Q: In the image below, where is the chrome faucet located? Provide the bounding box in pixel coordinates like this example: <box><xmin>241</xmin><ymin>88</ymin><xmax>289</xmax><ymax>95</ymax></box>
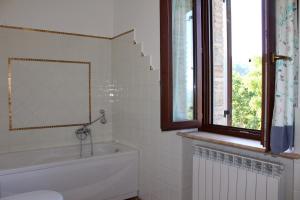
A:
<box><xmin>75</xmin><ymin>126</ymin><xmax>93</xmax><ymax>157</ymax></box>
<box><xmin>75</xmin><ymin>109</ymin><xmax>107</xmax><ymax>157</ymax></box>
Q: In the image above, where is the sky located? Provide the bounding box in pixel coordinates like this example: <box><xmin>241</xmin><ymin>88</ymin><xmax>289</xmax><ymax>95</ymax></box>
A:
<box><xmin>231</xmin><ymin>0</ymin><xmax>262</xmax><ymax>66</ymax></box>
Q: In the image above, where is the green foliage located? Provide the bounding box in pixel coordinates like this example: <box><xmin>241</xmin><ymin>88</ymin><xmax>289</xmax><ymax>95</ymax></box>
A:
<box><xmin>232</xmin><ymin>57</ymin><xmax>262</xmax><ymax>130</ymax></box>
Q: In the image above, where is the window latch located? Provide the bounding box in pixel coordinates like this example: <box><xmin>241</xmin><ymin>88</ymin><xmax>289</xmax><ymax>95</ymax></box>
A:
<box><xmin>224</xmin><ymin>110</ymin><xmax>230</xmax><ymax>118</ymax></box>
<box><xmin>272</xmin><ymin>53</ymin><xmax>292</xmax><ymax>63</ymax></box>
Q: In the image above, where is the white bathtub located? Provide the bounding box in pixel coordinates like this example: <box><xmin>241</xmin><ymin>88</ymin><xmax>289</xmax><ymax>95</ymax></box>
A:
<box><xmin>0</xmin><ymin>142</ymin><xmax>139</xmax><ymax>200</ymax></box>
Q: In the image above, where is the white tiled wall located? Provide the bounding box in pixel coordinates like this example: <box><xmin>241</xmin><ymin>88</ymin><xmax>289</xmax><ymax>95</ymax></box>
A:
<box><xmin>293</xmin><ymin>7</ymin><xmax>300</xmax><ymax>200</ymax></box>
<box><xmin>294</xmin><ymin>110</ymin><xmax>300</xmax><ymax>198</ymax></box>
<box><xmin>111</xmin><ymin>32</ymin><xmax>190</xmax><ymax>200</ymax></box>
<box><xmin>0</xmin><ymin>0</ymin><xmax>115</xmax><ymax>37</ymax></box>
<box><xmin>295</xmin><ymin>159</ymin><xmax>300</xmax><ymax>199</ymax></box>
<box><xmin>0</xmin><ymin>28</ymin><xmax>113</xmax><ymax>154</ymax></box>
<box><xmin>0</xmin><ymin>0</ymin><xmax>299</xmax><ymax>199</ymax></box>
<box><xmin>109</xmin><ymin>30</ymin><xmax>296</xmax><ymax>199</ymax></box>
<box><xmin>113</xmin><ymin>0</ymin><xmax>160</xmax><ymax>70</ymax></box>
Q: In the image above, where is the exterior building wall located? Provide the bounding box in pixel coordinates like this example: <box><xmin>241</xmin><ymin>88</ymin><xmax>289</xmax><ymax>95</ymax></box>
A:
<box><xmin>212</xmin><ymin>0</ymin><xmax>227</xmax><ymax>125</ymax></box>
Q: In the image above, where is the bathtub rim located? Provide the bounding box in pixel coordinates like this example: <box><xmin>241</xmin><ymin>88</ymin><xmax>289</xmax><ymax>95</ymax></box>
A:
<box><xmin>0</xmin><ymin>141</ymin><xmax>138</xmax><ymax>176</ymax></box>
<box><xmin>0</xmin><ymin>140</ymin><xmax>133</xmax><ymax>157</ymax></box>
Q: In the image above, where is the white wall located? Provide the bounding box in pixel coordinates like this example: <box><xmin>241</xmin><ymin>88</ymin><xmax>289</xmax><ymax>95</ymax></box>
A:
<box><xmin>0</xmin><ymin>0</ymin><xmax>115</xmax><ymax>153</ymax></box>
<box><xmin>293</xmin><ymin>5</ymin><xmax>300</xmax><ymax>198</ymax></box>
<box><xmin>112</xmin><ymin>1</ymin><xmax>194</xmax><ymax>199</ymax></box>
<box><xmin>291</xmin><ymin>7</ymin><xmax>300</xmax><ymax>200</ymax></box>
<box><xmin>111</xmin><ymin>32</ymin><xmax>187</xmax><ymax>200</ymax></box>
<box><xmin>112</xmin><ymin>1</ymin><xmax>300</xmax><ymax>200</ymax></box>
<box><xmin>0</xmin><ymin>0</ymin><xmax>299</xmax><ymax>199</ymax></box>
<box><xmin>113</xmin><ymin>0</ymin><xmax>160</xmax><ymax>69</ymax></box>
<box><xmin>295</xmin><ymin>158</ymin><xmax>300</xmax><ymax>199</ymax></box>
<box><xmin>0</xmin><ymin>0</ymin><xmax>114</xmax><ymax>37</ymax></box>
<box><xmin>0</xmin><ymin>27</ymin><xmax>113</xmax><ymax>154</ymax></box>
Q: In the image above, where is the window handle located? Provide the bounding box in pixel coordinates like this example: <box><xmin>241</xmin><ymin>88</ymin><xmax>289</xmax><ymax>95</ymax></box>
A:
<box><xmin>224</xmin><ymin>110</ymin><xmax>230</xmax><ymax>118</ymax></box>
<box><xmin>272</xmin><ymin>53</ymin><xmax>292</xmax><ymax>63</ymax></box>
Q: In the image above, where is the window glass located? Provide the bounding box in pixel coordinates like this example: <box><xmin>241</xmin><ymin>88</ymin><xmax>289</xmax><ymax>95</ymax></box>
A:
<box><xmin>212</xmin><ymin>0</ymin><xmax>229</xmax><ymax>126</ymax></box>
<box><xmin>172</xmin><ymin>0</ymin><xmax>195</xmax><ymax>122</ymax></box>
<box><xmin>212</xmin><ymin>0</ymin><xmax>262</xmax><ymax>130</ymax></box>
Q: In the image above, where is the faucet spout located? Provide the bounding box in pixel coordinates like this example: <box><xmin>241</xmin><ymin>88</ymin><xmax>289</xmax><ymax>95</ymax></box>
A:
<box><xmin>75</xmin><ymin>109</ymin><xmax>106</xmax><ymax>158</ymax></box>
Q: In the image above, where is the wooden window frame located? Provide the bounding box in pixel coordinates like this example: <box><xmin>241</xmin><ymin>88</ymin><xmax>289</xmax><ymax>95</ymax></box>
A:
<box><xmin>225</xmin><ymin>0</ymin><xmax>232</xmax><ymax>126</ymax></box>
<box><xmin>160</xmin><ymin>0</ymin><xmax>202</xmax><ymax>131</ymax></box>
<box><xmin>160</xmin><ymin>0</ymin><xmax>275</xmax><ymax>148</ymax></box>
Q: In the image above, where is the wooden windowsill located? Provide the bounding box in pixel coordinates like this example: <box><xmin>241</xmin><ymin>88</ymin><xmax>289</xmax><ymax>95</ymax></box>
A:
<box><xmin>177</xmin><ymin>130</ymin><xmax>300</xmax><ymax>160</ymax></box>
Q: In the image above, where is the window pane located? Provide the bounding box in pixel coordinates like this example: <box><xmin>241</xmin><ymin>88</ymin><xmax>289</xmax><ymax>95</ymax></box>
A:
<box><xmin>172</xmin><ymin>0</ymin><xmax>194</xmax><ymax>121</ymax></box>
<box><xmin>231</xmin><ymin>0</ymin><xmax>262</xmax><ymax>130</ymax></box>
<box><xmin>212</xmin><ymin>0</ymin><xmax>262</xmax><ymax>130</ymax></box>
<box><xmin>212</xmin><ymin>0</ymin><xmax>228</xmax><ymax>126</ymax></box>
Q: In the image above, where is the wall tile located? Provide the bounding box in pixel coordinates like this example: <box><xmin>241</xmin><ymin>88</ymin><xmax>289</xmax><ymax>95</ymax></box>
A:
<box><xmin>111</xmin><ymin>32</ymin><xmax>185</xmax><ymax>200</ymax></box>
<box><xmin>294</xmin><ymin>191</ymin><xmax>300</xmax><ymax>200</ymax></box>
<box><xmin>0</xmin><ymin>27</ymin><xmax>113</xmax><ymax>154</ymax></box>
<box><xmin>295</xmin><ymin>163</ymin><xmax>300</xmax><ymax>192</ymax></box>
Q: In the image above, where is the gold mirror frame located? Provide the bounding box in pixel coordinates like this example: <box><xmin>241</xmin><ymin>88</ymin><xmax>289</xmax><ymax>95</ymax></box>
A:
<box><xmin>8</xmin><ymin>57</ymin><xmax>92</xmax><ymax>131</ymax></box>
<box><xmin>1</xmin><ymin>24</ymin><xmax>134</xmax><ymax>131</ymax></box>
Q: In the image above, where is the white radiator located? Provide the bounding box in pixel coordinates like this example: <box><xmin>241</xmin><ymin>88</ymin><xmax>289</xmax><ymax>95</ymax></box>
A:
<box><xmin>193</xmin><ymin>145</ymin><xmax>284</xmax><ymax>200</ymax></box>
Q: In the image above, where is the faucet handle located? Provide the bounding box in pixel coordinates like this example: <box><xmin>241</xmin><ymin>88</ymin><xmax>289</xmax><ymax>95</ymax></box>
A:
<box><xmin>75</xmin><ymin>127</ymin><xmax>90</xmax><ymax>141</ymax></box>
<box><xmin>99</xmin><ymin>109</ymin><xmax>107</xmax><ymax>124</ymax></box>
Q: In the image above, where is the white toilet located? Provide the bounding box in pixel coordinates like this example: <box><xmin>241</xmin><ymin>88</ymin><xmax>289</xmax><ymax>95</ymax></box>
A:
<box><xmin>0</xmin><ymin>190</ymin><xmax>63</xmax><ymax>200</ymax></box>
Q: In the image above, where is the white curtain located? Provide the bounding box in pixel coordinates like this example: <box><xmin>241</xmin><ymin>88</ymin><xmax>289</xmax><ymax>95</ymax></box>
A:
<box><xmin>172</xmin><ymin>0</ymin><xmax>194</xmax><ymax>121</ymax></box>
<box><xmin>271</xmin><ymin>0</ymin><xmax>299</xmax><ymax>153</ymax></box>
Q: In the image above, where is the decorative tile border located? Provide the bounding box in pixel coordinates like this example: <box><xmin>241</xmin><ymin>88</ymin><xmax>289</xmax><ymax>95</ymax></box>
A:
<box><xmin>0</xmin><ymin>25</ymin><xmax>134</xmax><ymax>40</ymax></box>
<box><xmin>8</xmin><ymin>58</ymin><xmax>92</xmax><ymax>131</ymax></box>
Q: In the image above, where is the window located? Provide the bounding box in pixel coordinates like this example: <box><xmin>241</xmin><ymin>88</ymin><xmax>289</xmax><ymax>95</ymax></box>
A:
<box><xmin>212</xmin><ymin>0</ymin><xmax>263</xmax><ymax>130</ymax></box>
<box><xmin>161</xmin><ymin>0</ymin><xmax>276</xmax><ymax>147</ymax></box>
<box><xmin>172</xmin><ymin>1</ymin><xmax>195</xmax><ymax>122</ymax></box>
